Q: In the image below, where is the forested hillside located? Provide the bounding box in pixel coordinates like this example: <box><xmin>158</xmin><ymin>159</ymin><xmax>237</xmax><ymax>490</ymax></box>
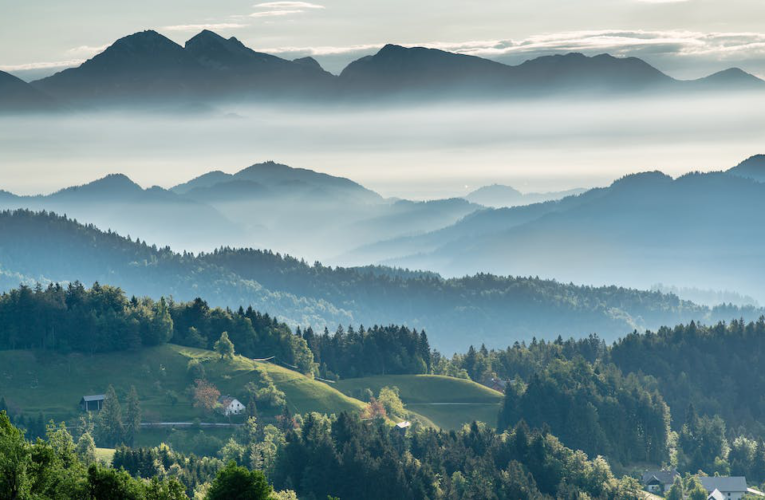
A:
<box><xmin>2</xmin><ymin>209</ymin><xmax>762</xmax><ymax>351</ymax></box>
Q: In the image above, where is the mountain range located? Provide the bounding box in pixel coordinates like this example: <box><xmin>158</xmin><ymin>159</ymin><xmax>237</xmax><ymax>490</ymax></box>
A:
<box><xmin>349</xmin><ymin>154</ymin><xmax>765</xmax><ymax>302</ymax></box>
<box><xmin>1</xmin><ymin>29</ymin><xmax>763</xmax><ymax>112</ymax></box>
<box><xmin>0</xmin><ymin>161</ymin><xmax>493</xmax><ymax>257</ymax></box>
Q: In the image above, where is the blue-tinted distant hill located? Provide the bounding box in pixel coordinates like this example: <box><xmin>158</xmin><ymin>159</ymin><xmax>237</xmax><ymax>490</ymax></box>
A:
<box><xmin>365</xmin><ymin>156</ymin><xmax>765</xmax><ymax>302</ymax></box>
<box><xmin>3</xmin><ymin>209</ymin><xmax>759</xmax><ymax>353</ymax></box>
<box><xmin>727</xmin><ymin>153</ymin><xmax>765</xmax><ymax>182</ymax></box>
<box><xmin>0</xmin><ymin>161</ymin><xmax>478</xmax><ymax>257</ymax></box>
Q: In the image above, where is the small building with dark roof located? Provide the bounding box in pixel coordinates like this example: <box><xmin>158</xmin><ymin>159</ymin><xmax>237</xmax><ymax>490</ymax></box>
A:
<box><xmin>641</xmin><ymin>468</ymin><xmax>679</xmax><ymax>494</ymax></box>
<box><xmin>80</xmin><ymin>394</ymin><xmax>106</xmax><ymax>412</ymax></box>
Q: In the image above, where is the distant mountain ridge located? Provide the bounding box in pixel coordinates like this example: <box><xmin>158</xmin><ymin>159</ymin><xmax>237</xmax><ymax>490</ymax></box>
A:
<box><xmin>464</xmin><ymin>184</ymin><xmax>587</xmax><ymax>207</ymax></box>
<box><xmin>0</xmin><ymin>29</ymin><xmax>759</xmax><ymax>111</ymax></box>
<box><xmin>727</xmin><ymin>154</ymin><xmax>765</xmax><ymax>182</ymax></box>
<box><xmin>353</xmin><ymin>155</ymin><xmax>765</xmax><ymax>302</ymax></box>
<box><xmin>0</xmin><ymin>161</ymin><xmax>480</xmax><ymax>258</ymax></box>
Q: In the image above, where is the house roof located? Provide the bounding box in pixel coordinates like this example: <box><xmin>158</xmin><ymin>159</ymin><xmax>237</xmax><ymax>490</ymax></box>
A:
<box><xmin>217</xmin><ymin>395</ymin><xmax>239</xmax><ymax>406</ymax></box>
<box><xmin>700</xmin><ymin>477</ymin><xmax>748</xmax><ymax>493</ymax></box>
<box><xmin>81</xmin><ymin>394</ymin><xmax>106</xmax><ymax>402</ymax></box>
<box><xmin>707</xmin><ymin>489</ymin><xmax>725</xmax><ymax>500</ymax></box>
<box><xmin>396</xmin><ymin>421</ymin><xmax>411</xmax><ymax>429</ymax></box>
<box><xmin>641</xmin><ymin>469</ymin><xmax>679</xmax><ymax>485</ymax></box>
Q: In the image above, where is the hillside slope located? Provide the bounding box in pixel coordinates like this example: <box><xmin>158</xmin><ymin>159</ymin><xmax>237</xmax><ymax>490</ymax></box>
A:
<box><xmin>0</xmin><ymin>344</ymin><xmax>364</xmax><ymax>422</ymax></box>
<box><xmin>334</xmin><ymin>374</ymin><xmax>503</xmax><ymax>430</ymax></box>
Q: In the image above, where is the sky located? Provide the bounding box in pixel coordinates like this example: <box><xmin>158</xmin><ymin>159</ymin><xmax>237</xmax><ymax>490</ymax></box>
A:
<box><xmin>2</xmin><ymin>0</ymin><xmax>765</xmax><ymax>79</ymax></box>
<box><xmin>0</xmin><ymin>0</ymin><xmax>764</xmax><ymax>201</ymax></box>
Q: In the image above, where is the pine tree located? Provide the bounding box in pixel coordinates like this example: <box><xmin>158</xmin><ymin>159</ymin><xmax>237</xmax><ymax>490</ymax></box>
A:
<box><xmin>124</xmin><ymin>386</ymin><xmax>141</xmax><ymax>447</ymax></box>
<box><xmin>96</xmin><ymin>385</ymin><xmax>124</xmax><ymax>447</ymax></box>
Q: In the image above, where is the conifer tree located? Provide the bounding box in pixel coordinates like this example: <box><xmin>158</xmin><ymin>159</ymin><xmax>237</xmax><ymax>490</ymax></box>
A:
<box><xmin>124</xmin><ymin>386</ymin><xmax>141</xmax><ymax>447</ymax></box>
<box><xmin>96</xmin><ymin>385</ymin><xmax>124</xmax><ymax>447</ymax></box>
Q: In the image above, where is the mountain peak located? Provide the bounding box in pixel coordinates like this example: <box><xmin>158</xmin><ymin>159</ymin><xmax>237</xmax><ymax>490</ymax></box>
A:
<box><xmin>51</xmin><ymin>173</ymin><xmax>143</xmax><ymax>199</ymax></box>
<box><xmin>111</xmin><ymin>30</ymin><xmax>180</xmax><ymax>52</ymax></box>
<box><xmin>728</xmin><ymin>154</ymin><xmax>765</xmax><ymax>182</ymax></box>
<box><xmin>293</xmin><ymin>56</ymin><xmax>325</xmax><ymax>71</ymax></box>
<box><xmin>696</xmin><ymin>67</ymin><xmax>765</xmax><ymax>88</ymax></box>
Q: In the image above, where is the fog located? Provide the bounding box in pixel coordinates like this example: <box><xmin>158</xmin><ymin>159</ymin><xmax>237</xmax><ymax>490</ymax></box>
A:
<box><xmin>1</xmin><ymin>93</ymin><xmax>763</xmax><ymax>200</ymax></box>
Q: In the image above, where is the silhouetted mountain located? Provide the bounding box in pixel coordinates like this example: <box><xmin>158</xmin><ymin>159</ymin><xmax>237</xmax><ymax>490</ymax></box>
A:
<box><xmin>34</xmin><ymin>30</ymin><xmax>207</xmax><ymax>100</ymax></box>
<box><xmin>17</xmin><ymin>31</ymin><xmax>765</xmax><ymax>108</ymax></box>
<box><xmin>692</xmin><ymin>68</ymin><xmax>765</xmax><ymax>90</ymax></box>
<box><xmin>513</xmin><ymin>52</ymin><xmax>674</xmax><ymax>91</ymax></box>
<box><xmin>293</xmin><ymin>57</ymin><xmax>326</xmax><ymax>72</ymax></box>
<box><xmin>465</xmin><ymin>184</ymin><xmax>586</xmax><ymax>207</ymax></box>
<box><xmin>339</xmin><ymin>44</ymin><xmax>515</xmax><ymax>95</ymax></box>
<box><xmin>0</xmin><ymin>70</ymin><xmax>58</xmax><ymax>112</ymax></box>
<box><xmin>184</xmin><ymin>30</ymin><xmax>334</xmax><ymax>94</ymax></box>
<box><xmin>5</xmin><ymin>209</ymin><xmax>757</xmax><ymax>352</ymax></box>
<box><xmin>728</xmin><ymin>154</ymin><xmax>765</xmax><ymax>182</ymax></box>
<box><xmin>372</xmin><ymin>158</ymin><xmax>765</xmax><ymax>301</ymax></box>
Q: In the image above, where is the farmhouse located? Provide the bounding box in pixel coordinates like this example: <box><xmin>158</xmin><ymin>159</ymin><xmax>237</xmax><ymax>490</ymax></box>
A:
<box><xmin>395</xmin><ymin>421</ymin><xmax>411</xmax><ymax>434</ymax></box>
<box><xmin>79</xmin><ymin>394</ymin><xmax>106</xmax><ymax>412</ymax></box>
<box><xmin>218</xmin><ymin>395</ymin><xmax>245</xmax><ymax>416</ymax></box>
<box><xmin>699</xmin><ymin>477</ymin><xmax>749</xmax><ymax>500</ymax></box>
<box><xmin>486</xmin><ymin>377</ymin><xmax>507</xmax><ymax>393</ymax></box>
<box><xmin>641</xmin><ymin>468</ymin><xmax>679</xmax><ymax>494</ymax></box>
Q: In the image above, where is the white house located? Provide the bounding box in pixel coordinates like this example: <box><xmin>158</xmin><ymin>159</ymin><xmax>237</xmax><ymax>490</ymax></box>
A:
<box><xmin>700</xmin><ymin>477</ymin><xmax>748</xmax><ymax>500</ymax></box>
<box><xmin>641</xmin><ymin>469</ymin><xmax>679</xmax><ymax>494</ymax></box>
<box><xmin>218</xmin><ymin>396</ymin><xmax>245</xmax><ymax>416</ymax></box>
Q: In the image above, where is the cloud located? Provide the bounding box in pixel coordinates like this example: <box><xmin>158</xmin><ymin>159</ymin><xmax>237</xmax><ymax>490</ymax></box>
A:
<box><xmin>258</xmin><ymin>30</ymin><xmax>765</xmax><ymax>62</ymax></box>
<box><xmin>66</xmin><ymin>45</ymin><xmax>109</xmax><ymax>57</ymax></box>
<box><xmin>634</xmin><ymin>0</ymin><xmax>690</xmax><ymax>3</ymax></box>
<box><xmin>163</xmin><ymin>23</ymin><xmax>248</xmax><ymax>32</ymax></box>
<box><xmin>0</xmin><ymin>60</ymin><xmax>83</xmax><ymax>72</ymax></box>
<box><xmin>254</xmin><ymin>1</ymin><xmax>324</xmax><ymax>9</ymax></box>
<box><xmin>250</xmin><ymin>10</ymin><xmax>305</xmax><ymax>18</ymax></box>
<box><xmin>261</xmin><ymin>43</ymin><xmax>382</xmax><ymax>56</ymax></box>
<box><xmin>248</xmin><ymin>1</ymin><xmax>324</xmax><ymax>19</ymax></box>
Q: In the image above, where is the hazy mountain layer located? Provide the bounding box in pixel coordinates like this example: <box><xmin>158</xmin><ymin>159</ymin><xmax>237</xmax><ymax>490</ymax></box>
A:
<box><xmin>0</xmin><ymin>161</ymin><xmax>480</xmax><ymax>258</ymax></box>
<box><xmin>464</xmin><ymin>184</ymin><xmax>587</xmax><ymax>208</ymax></box>
<box><xmin>3</xmin><ymin>209</ymin><xmax>760</xmax><ymax>353</ymax></box>
<box><xmin>364</xmin><ymin>155</ymin><xmax>765</xmax><ymax>301</ymax></box>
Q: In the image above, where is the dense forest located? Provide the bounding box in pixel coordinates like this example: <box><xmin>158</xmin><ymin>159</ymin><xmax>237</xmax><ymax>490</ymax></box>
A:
<box><xmin>3</xmin><ymin>209</ymin><xmax>763</xmax><ymax>351</ymax></box>
<box><xmin>0</xmin><ymin>283</ymin><xmax>317</xmax><ymax>374</ymax></box>
<box><xmin>437</xmin><ymin>318</ymin><xmax>765</xmax><ymax>477</ymax></box>
<box><xmin>299</xmin><ymin>324</ymin><xmax>432</xmax><ymax>379</ymax></box>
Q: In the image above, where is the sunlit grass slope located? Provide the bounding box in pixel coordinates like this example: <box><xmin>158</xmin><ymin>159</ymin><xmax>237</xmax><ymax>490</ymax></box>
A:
<box><xmin>0</xmin><ymin>344</ymin><xmax>364</xmax><ymax>423</ymax></box>
<box><xmin>333</xmin><ymin>374</ymin><xmax>503</xmax><ymax>430</ymax></box>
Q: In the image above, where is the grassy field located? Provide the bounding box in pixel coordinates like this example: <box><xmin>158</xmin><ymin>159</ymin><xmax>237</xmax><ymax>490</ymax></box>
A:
<box><xmin>333</xmin><ymin>374</ymin><xmax>503</xmax><ymax>430</ymax></box>
<box><xmin>95</xmin><ymin>447</ymin><xmax>116</xmax><ymax>465</ymax></box>
<box><xmin>0</xmin><ymin>344</ymin><xmax>364</xmax><ymax>443</ymax></box>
